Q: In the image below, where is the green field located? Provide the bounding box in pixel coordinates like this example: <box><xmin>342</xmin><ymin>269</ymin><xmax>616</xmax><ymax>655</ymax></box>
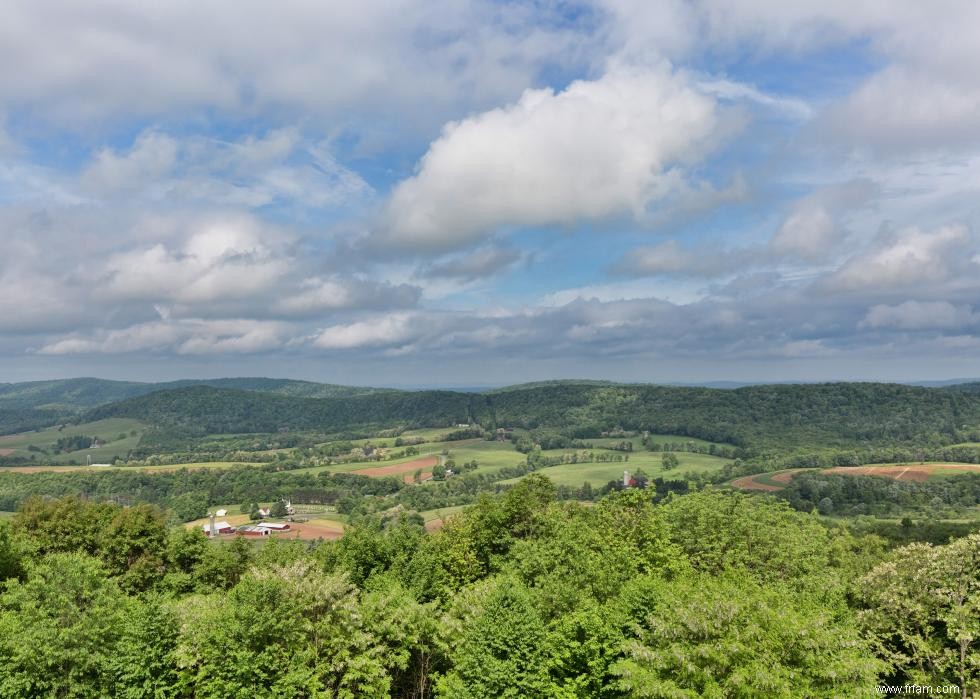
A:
<box><xmin>0</xmin><ymin>461</ymin><xmax>253</xmax><ymax>474</ymax></box>
<box><xmin>0</xmin><ymin>418</ymin><xmax>146</xmax><ymax>464</ymax></box>
<box><xmin>292</xmin><ymin>437</ymin><xmax>519</xmax><ymax>476</ymax></box>
<box><xmin>501</xmin><ymin>451</ymin><xmax>733</xmax><ymax>488</ymax></box>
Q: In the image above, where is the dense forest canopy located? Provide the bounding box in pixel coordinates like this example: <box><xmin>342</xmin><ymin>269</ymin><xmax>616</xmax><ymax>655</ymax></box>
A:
<box><xmin>0</xmin><ymin>484</ymin><xmax>976</xmax><ymax>697</ymax></box>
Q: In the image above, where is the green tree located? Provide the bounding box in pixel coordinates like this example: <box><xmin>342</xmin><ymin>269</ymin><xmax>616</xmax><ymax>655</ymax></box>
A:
<box><xmin>271</xmin><ymin>499</ymin><xmax>288</xmax><ymax>518</ymax></box>
<box><xmin>101</xmin><ymin>503</ymin><xmax>168</xmax><ymax>592</ymax></box>
<box><xmin>661</xmin><ymin>452</ymin><xmax>679</xmax><ymax>470</ymax></box>
<box><xmin>858</xmin><ymin>533</ymin><xmax>980</xmax><ymax>693</ymax></box>
<box><xmin>437</xmin><ymin>578</ymin><xmax>550</xmax><ymax>698</ymax></box>
<box><xmin>109</xmin><ymin>594</ymin><xmax>179</xmax><ymax>698</ymax></box>
<box><xmin>611</xmin><ymin>573</ymin><xmax>883</xmax><ymax>697</ymax></box>
<box><xmin>0</xmin><ymin>522</ymin><xmax>23</xmax><ymax>581</ymax></box>
<box><xmin>0</xmin><ymin>553</ymin><xmax>130</xmax><ymax>697</ymax></box>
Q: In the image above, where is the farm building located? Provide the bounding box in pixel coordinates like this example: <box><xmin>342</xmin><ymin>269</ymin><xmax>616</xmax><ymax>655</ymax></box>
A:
<box><xmin>257</xmin><ymin>521</ymin><xmax>290</xmax><ymax>532</ymax></box>
<box><xmin>215</xmin><ymin>508</ymin><xmax>228</xmax><ymax>517</ymax></box>
<box><xmin>202</xmin><ymin>521</ymin><xmax>234</xmax><ymax>535</ymax></box>
<box><xmin>236</xmin><ymin>525</ymin><xmax>270</xmax><ymax>537</ymax></box>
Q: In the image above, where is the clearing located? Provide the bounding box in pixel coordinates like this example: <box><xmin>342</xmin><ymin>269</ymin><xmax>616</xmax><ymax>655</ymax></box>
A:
<box><xmin>184</xmin><ymin>512</ymin><xmax>345</xmax><ymax>541</ymax></box>
<box><xmin>348</xmin><ymin>455</ymin><xmax>439</xmax><ymax>482</ymax></box>
<box><xmin>730</xmin><ymin>463</ymin><xmax>980</xmax><ymax>492</ymax></box>
<box><xmin>824</xmin><ymin>463</ymin><xmax>980</xmax><ymax>481</ymax></box>
<box><xmin>0</xmin><ymin>418</ymin><xmax>146</xmax><ymax>464</ymax></box>
<box><xmin>499</xmin><ymin>451</ymin><xmax>733</xmax><ymax>489</ymax></box>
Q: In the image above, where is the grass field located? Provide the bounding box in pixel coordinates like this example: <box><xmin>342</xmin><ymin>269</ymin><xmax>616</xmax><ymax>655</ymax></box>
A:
<box><xmin>0</xmin><ymin>460</ymin><xmax>251</xmax><ymax>474</ymax></box>
<box><xmin>0</xmin><ymin>418</ymin><xmax>146</xmax><ymax>464</ymax></box>
<box><xmin>0</xmin><ymin>511</ymin><xmax>13</xmax><ymax>520</ymax></box>
<box><xmin>293</xmin><ymin>438</ymin><xmax>524</xmax><ymax>477</ymax></box>
<box><xmin>500</xmin><ymin>451</ymin><xmax>733</xmax><ymax>488</ymax></box>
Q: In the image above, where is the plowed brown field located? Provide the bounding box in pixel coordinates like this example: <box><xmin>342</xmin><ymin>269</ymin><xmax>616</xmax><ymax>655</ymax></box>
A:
<box><xmin>349</xmin><ymin>456</ymin><xmax>439</xmax><ymax>483</ymax></box>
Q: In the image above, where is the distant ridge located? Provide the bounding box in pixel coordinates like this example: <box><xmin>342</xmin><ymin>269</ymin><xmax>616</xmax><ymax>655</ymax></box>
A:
<box><xmin>0</xmin><ymin>377</ymin><xmax>396</xmax><ymax>434</ymax></box>
<box><xmin>8</xmin><ymin>374</ymin><xmax>980</xmax><ymax>437</ymax></box>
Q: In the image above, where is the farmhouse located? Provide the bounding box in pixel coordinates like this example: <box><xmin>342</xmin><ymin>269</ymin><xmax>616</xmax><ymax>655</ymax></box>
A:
<box><xmin>215</xmin><ymin>508</ymin><xmax>228</xmax><ymax>517</ymax></box>
<box><xmin>202</xmin><ymin>521</ymin><xmax>234</xmax><ymax>535</ymax></box>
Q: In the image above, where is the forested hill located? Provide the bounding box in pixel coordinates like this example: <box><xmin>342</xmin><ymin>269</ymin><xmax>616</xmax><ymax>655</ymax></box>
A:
<box><xmin>83</xmin><ymin>381</ymin><xmax>980</xmax><ymax>452</ymax></box>
<box><xmin>0</xmin><ymin>377</ymin><xmax>397</xmax><ymax>434</ymax></box>
<box><xmin>84</xmin><ymin>385</ymin><xmax>490</xmax><ymax>435</ymax></box>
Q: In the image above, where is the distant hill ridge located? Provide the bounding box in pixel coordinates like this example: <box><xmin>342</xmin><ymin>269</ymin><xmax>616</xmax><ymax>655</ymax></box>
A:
<box><xmin>77</xmin><ymin>380</ymin><xmax>980</xmax><ymax>454</ymax></box>
<box><xmin>0</xmin><ymin>377</ymin><xmax>397</xmax><ymax>434</ymax></box>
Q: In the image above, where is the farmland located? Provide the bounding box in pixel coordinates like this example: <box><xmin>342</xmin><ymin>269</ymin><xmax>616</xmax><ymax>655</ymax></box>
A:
<box><xmin>501</xmin><ymin>450</ymin><xmax>732</xmax><ymax>488</ymax></box>
<box><xmin>731</xmin><ymin>463</ymin><xmax>980</xmax><ymax>492</ymax></box>
<box><xmin>0</xmin><ymin>418</ymin><xmax>145</xmax><ymax>464</ymax></box>
<box><xmin>184</xmin><ymin>511</ymin><xmax>346</xmax><ymax>541</ymax></box>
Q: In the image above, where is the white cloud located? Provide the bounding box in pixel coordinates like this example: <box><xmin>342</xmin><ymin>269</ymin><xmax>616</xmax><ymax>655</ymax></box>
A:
<box><xmin>771</xmin><ymin>206</ymin><xmax>836</xmax><ymax>260</ymax></box>
<box><xmin>313</xmin><ymin>313</ymin><xmax>418</xmax><ymax>350</ymax></box>
<box><xmin>828</xmin><ymin>224</ymin><xmax>974</xmax><ymax>291</ymax></box>
<box><xmin>77</xmin><ymin>128</ymin><xmax>372</xmax><ymax>210</ymax></box>
<box><xmin>81</xmin><ymin>131</ymin><xmax>178</xmax><ymax>193</ymax></box>
<box><xmin>423</xmin><ymin>246</ymin><xmax>523</xmax><ymax>280</ymax></box>
<box><xmin>381</xmin><ymin>65</ymin><xmax>722</xmax><ymax>250</ymax></box>
<box><xmin>0</xmin><ymin>0</ymin><xmax>590</xmax><ymax>130</ymax></box>
<box><xmin>611</xmin><ymin>240</ymin><xmax>756</xmax><ymax>278</ymax></box>
<box><xmin>699</xmin><ymin>78</ymin><xmax>813</xmax><ymax>120</ymax></box>
<box><xmin>860</xmin><ymin>301</ymin><xmax>977</xmax><ymax>331</ymax></box>
<box><xmin>100</xmin><ymin>217</ymin><xmax>288</xmax><ymax>304</ymax></box>
<box><xmin>823</xmin><ymin>66</ymin><xmax>980</xmax><ymax>153</ymax></box>
<box><xmin>276</xmin><ymin>278</ymin><xmax>420</xmax><ymax>316</ymax></box>
<box><xmin>37</xmin><ymin>319</ymin><xmax>286</xmax><ymax>355</ymax></box>
<box><xmin>770</xmin><ymin>180</ymin><xmax>878</xmax><ymax>262</ymax></box>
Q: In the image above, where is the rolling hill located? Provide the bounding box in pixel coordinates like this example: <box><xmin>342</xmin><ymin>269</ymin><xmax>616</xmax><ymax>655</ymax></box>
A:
<box><xmin>72</xmin><ymin>380</ymin><xmax>980</xmax><ymax>454</ymax></box>
<box><xmin>0</xmin><ymin>377</ymin><xmax>399</xmax><ymax>434</ymax></box>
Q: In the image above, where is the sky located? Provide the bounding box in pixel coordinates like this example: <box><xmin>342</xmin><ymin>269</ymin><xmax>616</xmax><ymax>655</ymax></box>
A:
<box><xmin>3</xmin><ymin>0</ymin><xmax>980</xmax><ymax>386</ymax></box>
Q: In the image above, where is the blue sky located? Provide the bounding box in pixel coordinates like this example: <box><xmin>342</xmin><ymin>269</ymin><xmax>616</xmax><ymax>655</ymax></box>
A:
<box><xmin>2</xmin><ymin>1</ymin><xmax>980</xmax><ymax>386</ymax></box>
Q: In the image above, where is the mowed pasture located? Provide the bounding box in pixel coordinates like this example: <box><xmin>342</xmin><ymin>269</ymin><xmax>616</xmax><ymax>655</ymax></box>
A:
<box><xmin>731</xmin><ymin>463</ymin><xmax>980</xmax><ymax>492</ymax></box>
<box><xmin>500</xmin><ymin>451</ymin><xmax>733</xmax><ymax>489</ymax></box>
<box><xmin>0</xmin><ymin>418</ymin><xmax>146</xmax><ymax>464</ymax></box>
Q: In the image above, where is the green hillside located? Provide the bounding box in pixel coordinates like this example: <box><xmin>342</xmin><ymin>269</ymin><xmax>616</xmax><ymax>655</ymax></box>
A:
<box><xmin>85</xmin><ymin>385</ymin><xmax>491</xmax><ymax>435</ymax></box>
<box><xmin>0</xmin><ymin>377</ymin><xmax>397</xmax><ymax>434</ymax></box>
<box><xmin>72</xmin><ymin>380</ymin><xmax>980</xmax><ymax>457</ymax></box>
